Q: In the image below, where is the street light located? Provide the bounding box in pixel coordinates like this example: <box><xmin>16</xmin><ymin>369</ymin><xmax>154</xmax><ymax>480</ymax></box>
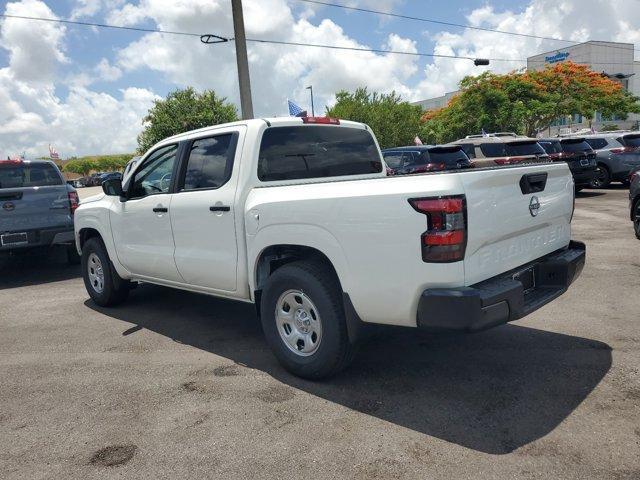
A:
<box><xmin>474</xmin><ymin>58</ymin><xmax>490</xmax><ymax>66</ymax></box>
<box><xmin>306</xmin><ymin>85</ymin><xmax>315</xmax><ymax>116</ymax></box>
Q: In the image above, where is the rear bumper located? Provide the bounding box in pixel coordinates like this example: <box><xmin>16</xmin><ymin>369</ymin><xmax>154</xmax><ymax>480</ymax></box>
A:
<box><xmin>417</xmin><ymin>241</ymin><xmax>586</xmax><ymax>332</ymax></box>
<box><xmin>0</xmin><ymin>227</ymin><xmax>74</xmax><ymax>251</ymax></box>
<box><xmin>571</xmin><ymin>169</ymin><xmax>597</xmax><ymax>186</ymax></box>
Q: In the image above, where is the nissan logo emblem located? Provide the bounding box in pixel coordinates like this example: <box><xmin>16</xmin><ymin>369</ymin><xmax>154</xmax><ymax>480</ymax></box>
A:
<box><xmin>529</xmin><ymin>196</ymin><xmax>540</xmax><ymax>217</ymax></box>
<box><xmin>2</xmin><ymin>202</ymin><xmax>15</xmax><ymax>212</ymax></box>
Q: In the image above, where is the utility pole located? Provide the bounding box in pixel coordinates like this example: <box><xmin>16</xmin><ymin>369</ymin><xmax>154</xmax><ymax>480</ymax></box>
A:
<box><xmin>231</xmin><ymin>0</ymin><xmax>254</xmax><ymax>119</ymax></box>
<box><xmin>306</xmin><ymin>85</ymin><xmax>315</xmax><ymax>116</ymax></box>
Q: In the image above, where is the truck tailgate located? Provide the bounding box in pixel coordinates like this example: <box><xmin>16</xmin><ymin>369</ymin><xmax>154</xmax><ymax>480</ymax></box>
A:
<box><xmin>460</xmin><ymin>163</ymin><xmax>573</xmax><ymax>286</ymax></box>
<box><xmin>0</xmin><ymin>186</ymin><xmax>72</xmax><ymax>231</ymax></box>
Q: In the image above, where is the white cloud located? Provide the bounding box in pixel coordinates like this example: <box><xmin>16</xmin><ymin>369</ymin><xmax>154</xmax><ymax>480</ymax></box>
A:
<box><xmin>411</xmin><ymin>0</ymin><xmax>640</xmax><ymax>101</ymax></box>
<box><xmin>95</xmin><ymin>58</ymin><xmax>122</xmax><ymax>81</ymax></box>
<box><xmin>0</xmin><ymin>0</ymin><xmax>158</xmax><ymax>157</ymax></box>
<box><xmin>2</xmin><ymin>0</ymin><xmax>640</xmax><ymax>157</ymax></box>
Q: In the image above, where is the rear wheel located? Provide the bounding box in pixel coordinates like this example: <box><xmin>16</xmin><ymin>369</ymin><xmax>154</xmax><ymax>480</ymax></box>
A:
<box><xmin>82</xmin><ymin>237</ymin><xmax>130</xmax><ymax>306</ymax></box>
<box><xmin>633</xmin><ymin>200</ymin><xmax>640</xmax><ymax>240</ymax></box>
<box><xmin>260</xmin><ymin>261</ymin><xmax>356</xmax><ymax>379</ymax></box>
<box><xmin>590</xmin><ymin>164</ymin><xmax>611</xmax><ymax>188</ymax></box>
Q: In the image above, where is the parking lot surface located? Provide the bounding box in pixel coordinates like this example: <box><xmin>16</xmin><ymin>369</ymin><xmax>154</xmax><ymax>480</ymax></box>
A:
<box><xmin>1</xmin><ymin>186</ymin><xmax>639</xmax><ymax>479</ymax></box>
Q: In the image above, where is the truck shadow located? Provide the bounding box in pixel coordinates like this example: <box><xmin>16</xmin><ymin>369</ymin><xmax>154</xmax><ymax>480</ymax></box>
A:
<box><xmin>0</xmin><ymin>248</ymin><xmax>80</xmax><ymax>289</ymax></box>
<box><xmin>87</xmin><ymin>284</ymin><xmax>612</xmax><ymax>455</ymax></box>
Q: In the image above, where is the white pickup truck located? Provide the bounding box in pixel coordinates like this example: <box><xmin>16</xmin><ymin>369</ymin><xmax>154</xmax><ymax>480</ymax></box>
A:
<box><xmin>75</xmin><ymin>116</ymin><xmax>585</xmax><ymax>378</ymax></box>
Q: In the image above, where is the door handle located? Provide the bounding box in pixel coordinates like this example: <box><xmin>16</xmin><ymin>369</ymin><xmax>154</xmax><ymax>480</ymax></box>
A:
<box><xmin>209</xmin><ymin>205</ymin><xmax>231</xmax><ymax>212</ymax></box>
<box><xmin>520</xmin><ymin>173</ymin><xmax>548</xmax><ymax>194</ymax></box>
<box><xmin>153</xmin><ymin>207</ymin><xmax>168</xmax><ymax>213</ymax></box>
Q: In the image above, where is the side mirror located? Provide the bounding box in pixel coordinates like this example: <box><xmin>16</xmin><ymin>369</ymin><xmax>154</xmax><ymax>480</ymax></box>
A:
<box><xmin>102</xmin><ymin>178</ymin><xmax>123</xmax><ymax>197</ymax></box>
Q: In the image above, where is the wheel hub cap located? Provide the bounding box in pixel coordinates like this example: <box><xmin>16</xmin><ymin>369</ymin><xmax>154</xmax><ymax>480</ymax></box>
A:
<box><xmin>87</xmin><ymin>253</ymin><xmax>105</xmax><ymax>294</ymax></box>
<box><xmin>275</xmin><ymin>290</ymin><xmax>322</xmax><ymax>357</ymax></box>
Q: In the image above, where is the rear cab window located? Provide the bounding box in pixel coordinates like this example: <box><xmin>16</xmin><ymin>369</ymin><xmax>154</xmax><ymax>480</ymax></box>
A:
<box><xmin>0</xmin><ymin>162</ymin><xmax>63</xmax><ymax>189</ymax></box>
<box><xmin>258</xmin><ymin>126</ymin><xmax>382</xmax><ymax>181</ymax></box>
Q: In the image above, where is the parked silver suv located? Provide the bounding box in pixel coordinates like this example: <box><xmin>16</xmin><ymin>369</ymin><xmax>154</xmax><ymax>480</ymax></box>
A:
<box><xmin>450</xmin><ymin>133</ymin><xmax>550</xmax><ymax>168</ymax></box>
<box><xmin>578</xmin><ymin>132</ymin><xmax>640</xmax><ymax>188</ymax></box>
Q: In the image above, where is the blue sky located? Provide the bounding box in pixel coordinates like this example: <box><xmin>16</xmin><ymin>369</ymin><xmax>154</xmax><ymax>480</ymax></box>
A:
<box><xmin>0</xmin><ymin>0</ymin><xmax>638</xmax><ymax>156</ymax></box>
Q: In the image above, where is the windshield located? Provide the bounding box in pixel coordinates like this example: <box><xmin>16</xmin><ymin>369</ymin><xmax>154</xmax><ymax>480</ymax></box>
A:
<box><xmin>0</xmin><ymin>162</ymin><xmax>63</xmax><ymax>189</ymax></box>
<box><xmin>561</xmin><ymin>139</ymin><xmax>593</xmax><ymax>153</ymax></box>
<box><xmin>258</xmin><ymin>126</ymin><xmax>382</xmax><ymax>181</ymax></box>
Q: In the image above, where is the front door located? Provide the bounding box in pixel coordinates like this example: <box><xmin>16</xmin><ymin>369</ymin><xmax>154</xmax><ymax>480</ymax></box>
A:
<box><xmin>110</xmin><ymin>143</ymin><xmax>182</xmax><ymax>282</ymax></box>
<box><xmin>170</xmin><ymin>130</ymin><xmax>242</xmax><ymax>291</ymax></box>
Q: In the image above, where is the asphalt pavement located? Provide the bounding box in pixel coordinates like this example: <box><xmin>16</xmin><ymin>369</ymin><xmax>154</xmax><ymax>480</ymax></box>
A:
<box><xmin>0</xmin><ymin>186</ymin><xmax>638</xmax><ymax>479</ymax></box>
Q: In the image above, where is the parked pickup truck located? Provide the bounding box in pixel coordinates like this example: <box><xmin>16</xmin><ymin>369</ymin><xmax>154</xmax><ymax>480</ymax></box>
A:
<box><xmin>1</xmin><ymin>159</ymin><xmax>80</xmax><ymax>263</ymax></box>
<box><xmin>74</xmin><ymin>117</ymin><xmax>585</xmax><ymax>378</ymax></box>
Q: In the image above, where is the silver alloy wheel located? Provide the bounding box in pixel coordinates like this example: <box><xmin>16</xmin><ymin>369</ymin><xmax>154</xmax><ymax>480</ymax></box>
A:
<box><xmin>87</xmin><ymin>252</ymin><xmax>105</xmax><ymax>294</ymax></box>
<box><xmin>275</xmin><ymin>290</ymin><xmax>322</xmax><ymax>356</ymax></box>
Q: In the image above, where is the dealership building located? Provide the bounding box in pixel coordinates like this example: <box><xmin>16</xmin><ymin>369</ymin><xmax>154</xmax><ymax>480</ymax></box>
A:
<box><xmin>414</xmin><ymin>40</ymin><xmax>640</xmax><ymax>135</ymax></box>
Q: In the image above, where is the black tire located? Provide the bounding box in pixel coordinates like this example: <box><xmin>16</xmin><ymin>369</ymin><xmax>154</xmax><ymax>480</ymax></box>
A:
<box><xmin>81</xmin><ymin>237</ymin><xmax>130</xmax><ymax>307</ymax></box>
<box><xmin>66</xmin><ymin>244</ymin><xmax>81</xmax><ymax>265</ymax></box>
<box><xmin>590</xmin><ymin>164</ymin><xmax>611</xmax><ymax>188</ymax></box>
<box><xmin>633</xmin><ymin>199</ymin><xmax>640</xmax><ymax>240</ymax></box>
<box><xmin>260</xmin><ymin>260</ymin><xmax>356</xmax><ymax>379</ymax></box>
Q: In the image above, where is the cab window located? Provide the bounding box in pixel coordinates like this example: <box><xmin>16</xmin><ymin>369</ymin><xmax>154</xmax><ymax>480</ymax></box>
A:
<box><xmin>179</xmin><ymin>134</ymin><xmax>237</xmax><ymax>191</ymax></box>
<box><xmin>129</xmin><ymin>144</ymin><xmax>178</xmax><ymax>199</ymax></box>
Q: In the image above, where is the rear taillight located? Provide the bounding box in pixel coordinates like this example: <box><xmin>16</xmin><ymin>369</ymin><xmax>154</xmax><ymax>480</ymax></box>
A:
<box><xmin>409</xmin><ymin>195</ymin><xmax>467</xmax><ymax>263</ymax></box>
<box><xmin>68</xmin><ymin>191</ymin><xmax>79</xmax><ymax>214</ymax></box>
<box><xmin>301</xmin><ymin>116</ymin><xmax>340</xmax><ymax>125</ymax></box>
<box><xmin>611</xmin><ymin>146</ymin><xmax>638</xmax><ymax>154</ymax></box>
<box><xmin>494</xmin><ymin>157</ymin><xmax>525</xmax><ymax>165</ymax></box>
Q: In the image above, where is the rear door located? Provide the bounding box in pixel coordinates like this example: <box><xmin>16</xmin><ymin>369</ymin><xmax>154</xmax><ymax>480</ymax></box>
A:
<box><xmin>460</xmin><ymin>163</ymin><xmax>573</xmax><ymax>286</ymax></box>
<box><xmin>170</xmin><ymin>128</ymin><xmax>242</xmax><ymax>291</ymax></box>
<box><xmin>0</xmin><ymin>161</ymin><xmax>70</xmax><ymax>233</ymax></box>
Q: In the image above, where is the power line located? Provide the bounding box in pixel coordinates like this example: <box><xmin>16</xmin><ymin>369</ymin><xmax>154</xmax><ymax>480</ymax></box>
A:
<box><xmin>294</xmin><ymin>0</ymin><xmax>580</xmax><ymax>45</ymax></box>
<box><xmin>0</xmin><ymin>13</ymin><xmax>219</xmax><ymax>38</ymax></box>
<box><xmin>0</xmin><ymin>13</ymin><xmax>525</xmax><ymax>63</ymax></box>
<box><xmin>294</xmin><ymin>0</ymin><xmax>640</xmax><ymax>56</ymax></box>
<box><xmin>2</xmin><ymin>12</ymin><xmax>636</xmax><ymax>67</ymax></box>
<box><xmin>244</xmin><ymin>37</ymin><xmax>523</xmax><ymax>62</ymax></box>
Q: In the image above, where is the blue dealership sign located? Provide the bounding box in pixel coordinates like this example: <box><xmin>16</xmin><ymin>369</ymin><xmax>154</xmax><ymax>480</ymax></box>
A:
<box><xmin>545</xmin><ymin>52</ymin><xmax>570</xmax><ymax>63</ymax></box>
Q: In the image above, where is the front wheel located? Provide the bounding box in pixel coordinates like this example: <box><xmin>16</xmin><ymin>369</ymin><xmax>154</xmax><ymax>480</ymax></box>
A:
<box><xmin>590</xmin><ymin>165</ymin><xmax>611</xmax><ymax>188</ymax></box>
<box><xmin>82</xmin><ymin>237</ymin><xmax>130</xmax><ymax>307</ymax></box>
<box><xmin>260</xmin><ymin>261</ymin><xmax>356</xmax><ymax>379</ymax></box>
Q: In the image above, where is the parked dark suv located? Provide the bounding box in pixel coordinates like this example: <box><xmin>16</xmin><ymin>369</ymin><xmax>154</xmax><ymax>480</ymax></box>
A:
<box><xmin>0</xmin><ymin>159</ymin><xmax>79</xmax><ymax>263</ymax></box>
<box><xmin>538</xmin><ymin>138</ymin><xmax>597</xmax><ymax>190</ymax></box>
<box><xmin>381</xmin><ymin>145</ymin><xmax>471</xmax><ymax>175</ymax></box>
<box><xmin>580</xmin><ymin>132</ymin><xmax>640</xmax><ymax>188</ymax></box>
<box><xmin>629</xmin><ymin>167</ymin><xmax>640</xmax><ymax>239</ymax></box>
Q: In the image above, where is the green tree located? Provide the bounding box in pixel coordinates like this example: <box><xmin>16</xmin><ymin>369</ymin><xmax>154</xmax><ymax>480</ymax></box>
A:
<box><xmin>326</xmin><ymin>88</ymin><xmax>423</xmax><ymax>149</ymax></box>
<box><xmin>63</xmin><ymin>158</ymin><xmax>96</xmax><ymax>176</ymax></box>
<box><xmin>420</xmin><ymin>62</ymin><xmax>640</xmax><ymax>143</ymax></box>
<box><xmin>137</xmin><ymin>87</ymin><xmax>238</xmax><ymax>153</ymax></box>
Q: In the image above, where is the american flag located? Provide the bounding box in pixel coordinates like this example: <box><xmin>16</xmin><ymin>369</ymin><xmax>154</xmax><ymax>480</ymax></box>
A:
<box><xmin>287</xmin><ymin>99</ymin><xmax>307</xmax><ymax>117</ymax></box>
<box><xmin>49</xmin><ymin>144</ymin><xmax>59</xmax><ymax>160</ymax></box>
